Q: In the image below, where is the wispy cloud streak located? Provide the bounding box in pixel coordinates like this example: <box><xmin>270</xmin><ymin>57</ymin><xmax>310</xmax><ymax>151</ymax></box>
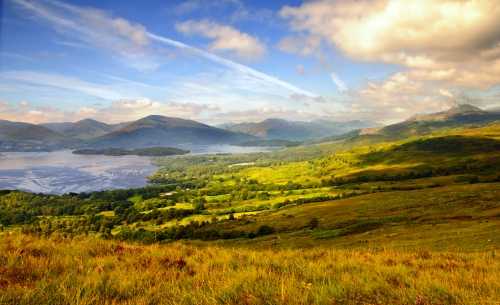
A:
<box><xmin>148</xmin><ymin>33</ymin><xmax>317</xmax><ymax>97</ymax></box>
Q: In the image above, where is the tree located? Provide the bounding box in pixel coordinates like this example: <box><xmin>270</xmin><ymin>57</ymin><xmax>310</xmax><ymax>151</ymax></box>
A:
<box><xmin>469</xmin><ymin>176</ymin><xmax>480</xmax><ymax>184</ymax></box>
<box><xmin>256</xmin><ymin>225</ymin><xmax>274</xmax><ymax>236</ymax></box>
<box><xmin>309</xmin><ymin>217</ymin><xmax>319</xmax><ymax>229</ymax></box>
<box><xmin>114</xmin><ymin>206</ymin><xmax>126</xmax><ymax>216</ymax></box>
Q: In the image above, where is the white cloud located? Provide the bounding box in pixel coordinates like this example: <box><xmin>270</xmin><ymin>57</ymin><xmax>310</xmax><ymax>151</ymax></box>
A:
<box><xmin>0</xmin><ymin>70</ymin><xmax>175</xmax><ymax>101</ymax></box>
<box><xmin>0</xmin><ymin>98</ymin><xmax>221</xmax><ymax>124</ymax></box>
<box><xmin>279</xmin><ymin>0</ymin><xmax>500</xmax><ymax>89</ymax></box>
<box><xmin>279</xmin><ymin>0</ymin><xmax>500</xmax><ymax>119</ymax></box>
<box><xmin>20</xmin><ymin>101</ymin><xmax>30</xmax><ymax>107</ymax></box>
<box><xmin>52</xmin><ymin>41</ymin><xmax>89</xmax><ymax>48</ymax></box>
<box><xmin>38</xmin><ymin>51</ymin><xmax>68</xmax><ymax>58</ymax></box>
<box><xmin>170</xmin><ymin>0</ymin><xmax>243</xmax><ymax>14</ymax></box>
<box><xmin>37</xmin><ymin>104</ymin><xmax>60</xmax><ymax>112</ymax></box>
<box><xmin>12</xmin><ymin>0</ymin><xmax>161</xmax><ymax>71</ymax></box>
<box><xmin>209</xmin><ymin>106</ymin><xmax>320</xmax><ymax>123</ymax></box>
<box><xmin>280</xmin><ymin>0</ymin><xmax>500</xmax><ymax>66</ymax></box>
<box><xmin>148</xmin><ymin>33</ymin><xmax>318</xmax><ymax>97</ymax></box>
<box><xmin>0</xmin><ymin>101</ymin><xmax>12</xmax><ymax>107</ymax></box>
<box><xmin>1</xmin><ymin>52</ymin><xmax>35</xmax><ymax>61</ymax></box>
<box><xmin>1</xmin><ymin>71</ymin><xmax>135</xmax><ymax>99</ymax></box>
<box><xmin>330</xmin><ymin>73</ymin><xmax>347</xmax><ymax>93</ymax></box>
<box><xmin>455</xmin><ymin>91</ymin><xmax>499</xmax><ymax>107</ymax></box>
<box><xmin>295</xmin><ymin>64</ymin><xmax>306</xmax><ymax>75</ymax></box>
<box><xmin>82</xmin><ymin>99</ymin><xmax>220</xmax><ymax>123</ymax></box>
<box><xmin>348</xmin><ymin>71</ymin><xmax>458</xmax><ymax>121</ymax></box>
<box><xmin>276</xmin><ymin>34</ymin><xmax>321</xmax><ymax>56</ymax></box>
<box><xmin>290</xmin><ymin>93</ymin><xmax>337</xmax><ymax>105</ymax></box>
<box><xmin>12</xmin><ymin>0</ymin><xmax>316</xmax><ymax>99</ymax></box>
<box><xmin>290</xmin><ymin>93</ymin><xmax>307</xmax><ymax>101</ymax></box>
<box><xmin>176</xmin><ymin>20</ymin><xmax>267</xmax><ymax>62</ymax></box>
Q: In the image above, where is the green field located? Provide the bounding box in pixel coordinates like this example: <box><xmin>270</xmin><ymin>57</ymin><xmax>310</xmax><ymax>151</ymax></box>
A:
<box><xmin>1</xmin><ymin>125</ymin><xmax>500</xmax><ymax>303</ymax></box>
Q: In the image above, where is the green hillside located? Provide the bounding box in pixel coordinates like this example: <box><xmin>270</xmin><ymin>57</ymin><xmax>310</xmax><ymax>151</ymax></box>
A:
<box><xmin>2</xmin><ymin>122</ymin><xmax>500</xmax><ymax>304</ymax></box>
<box><xmin>80</xmin><ymin>115</ymin><xmax>258</xmax><ymax>148</ymax></box>
<box><xmin>61</xmin><ymin>118</ymin><xmax>116</xmax><ymax>139</ymax></box>
<box><xmin>222</xmin><ymin>118</ymin><xmax>382</xmax><ymax>141</ymax></box>
<box><xmin>0</xmin><ymin>125</ymin><xmax>75</xmax><ymax>151</ymax></box>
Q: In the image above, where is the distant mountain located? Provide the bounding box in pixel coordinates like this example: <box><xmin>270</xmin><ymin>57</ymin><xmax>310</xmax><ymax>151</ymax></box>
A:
<box><xmin>39</xmin><ymin>122</ymin><xmax>73</xmax><ymax>132</ymax></box>
<box><xmin>0</xmin><ymin>120</ymin><xmax>32</xmax><ymax>127</ymax></box>
<box><xmin>109</xmin><ymin>121</ymin><xmax>133</xmax><ymax>130</ymax></box>
<box><xmin>216</xmin><ymin>122</ymin><xmax>256</xmax><ymax>132</ymax></box>
<box><xmin>487</xmin><ymin>106</ymin><xmax>500</xmax><ymax>112</ymax></box>
<box><xmin>0</xmin><ymin>125</ymin><xmax>75</xmax><ymax>151</ymax></box>
<box><xmin>79</xmin><ymin>115</ymin><xmax>258</xmax><ymax>148</ymax></box>
<box><xmin>407</xmin><ymin>104</ymin><xmax>483</xmax><ymax>120</ymax></box>
<box><xmin>39</xmin><ymin>119</ymin><xmax>132</xmax><ymax>138</ymax></box>
<box><xmin>446</xmin><ymin>104</ymin><xmax>482</xmax><ymax>113</ymax></box>
<box><xmin>373</xmin><ymin>104</ymin><xmax>500</xmax><ymax>140</ymax></box>
<box><xmin>219</xmin><ymin>118</ymin><xmax>383</xmax><ymax>141</ymax></box>
<box><xmin>61</xmin><ymin>118</ymin><xmax>116</xmax><ymax>140</ymax></box>
<box><xmin>311</xmin><ymin>119</ymin><xmax>384</xmax><ymax>133</ymax></box>
<box><xmin>0</xmin><ymin>120</ymin><xmax>33</xmax><ymax>137</ymax></box>
<box><xmin>215</xmin><ymin>122</ymin><xmax>238</xmax><ymax>129</ymax></box>
<box><xmin>307</xmin><ymin>104</ymin><xmax>500</xmax><ymax>146</ymax></box>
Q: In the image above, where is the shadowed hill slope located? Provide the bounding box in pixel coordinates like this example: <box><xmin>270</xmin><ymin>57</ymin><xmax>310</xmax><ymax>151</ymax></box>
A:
<box><xmin>61</xmin><ymin>118</ymin><xmax>116</xmax><ymax>139</ymax></box>
<box><xmin>79</xmin><ymin>115</ymin><xmax>258</xmax><ymax>148</ymax></box>
<box><xmin>220</xmin><ymin>118</ymin><xmax>383</xmax><ymax>141</ymax></box>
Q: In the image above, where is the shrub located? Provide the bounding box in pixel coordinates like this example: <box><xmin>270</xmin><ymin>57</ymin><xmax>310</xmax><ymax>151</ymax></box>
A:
<box><xmin>309</xmin><ymin>217</ymin><xmax>319</xmax><ymax>229</ymax></box>
<box><xmin>469</xmin><ymin>176</ymin><xmax>480</xmax><ymax>184</ymax></box>
<box><xmin>256</xmin><ymin>225</ymin><xmax>274</xmax><ymax>236</ymax></box>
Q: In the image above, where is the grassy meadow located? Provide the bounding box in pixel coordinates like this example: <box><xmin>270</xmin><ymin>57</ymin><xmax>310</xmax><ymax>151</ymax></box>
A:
<box><xmin>1</xmin><ymin>233</ymin><xmax>500</xmax><ymax>304</ymax></box>
<box><xmin>1</xmin><ymin>125</ymin><xmax>500</xmax><ymax>304</ymax></box>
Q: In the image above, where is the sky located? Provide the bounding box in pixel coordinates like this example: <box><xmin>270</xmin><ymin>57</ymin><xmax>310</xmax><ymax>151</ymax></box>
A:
<box><xmin>1</xmin><ymin>0</ymin><xmax>500</xmax><ymax>125</ymax></box>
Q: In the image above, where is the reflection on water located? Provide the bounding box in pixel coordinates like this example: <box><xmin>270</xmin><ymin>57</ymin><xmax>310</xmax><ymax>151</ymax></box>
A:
<box><xmin>0</xmin><ymin>144</ymin><xmax>276</xmax><ymax>195</ymax></box>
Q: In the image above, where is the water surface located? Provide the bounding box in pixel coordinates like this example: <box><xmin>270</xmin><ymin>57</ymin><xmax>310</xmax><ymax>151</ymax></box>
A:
<box><xmin>0</xmin><ymin>145</ymin><xmax>276</xmax><ymax>195</ymax></box>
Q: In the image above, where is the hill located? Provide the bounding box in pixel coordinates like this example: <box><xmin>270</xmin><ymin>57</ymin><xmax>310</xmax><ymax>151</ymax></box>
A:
<box><xmin>216</xmin><ymin>122</ymin><xmax>256</xmax><ymax>132</ymax></box>
<box><xmin>487</xmin><ymin>105</ymin><xmax>500</xmax><ymax>112</ymax></box>
<box><xmin>38</xmin><ymin>122</ymin><xmax>73</xmax><ymax>132</ymax></box>
<box><xmin>61</xmin><ymin>118</ymin><xmax>116</xmax><ymax>139</ymax></box>
<box><xmin>79</xmin><ymin>115</ymin><xmax>258</xmax><ymax>148</ymax></box>
<box><xmin>2</xmin><ymin>122</ymin><xmax>500</xmax><ymax>304</ymax></box>
<box><xmin>373</xmin><ymin>109</ymin><xmax>500</xmax><ymax>140</ymax></box>
<box><xmin>0</xmin><ymin>125</ymin><xmax>74</xmax><ymax>151</ymax></box>
<box><xmin>221</xmin><ymin>118</ymin><xmax>383</xmax><ymax>141</ymax></box>
<box><xmin>307</xmin><ymin>104</ymin><xmax>500</xmax><ymax>146</ymax></box>
<box><xmin>311</xmin><ymin>119</ymin><xmax>383</xmax><ymax>133</ymax></box>
<box><xmin>0</xmin><ymin>120</ymin><xmax>32</xmax><ymax>137</ymax></box>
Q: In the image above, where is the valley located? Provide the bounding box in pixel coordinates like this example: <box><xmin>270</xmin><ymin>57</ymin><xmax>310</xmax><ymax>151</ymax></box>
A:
<box><xmin>1</xmin><ymin>106</ymin><xmax>500</xmax><ymax>304</ymax></box>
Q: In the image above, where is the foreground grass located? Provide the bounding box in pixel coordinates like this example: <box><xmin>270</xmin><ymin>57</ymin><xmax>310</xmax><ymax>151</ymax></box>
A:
<box><xmin>1</xmin><ymin>233</ymin><xmax>499</xmax><ymax>304</ymax></box>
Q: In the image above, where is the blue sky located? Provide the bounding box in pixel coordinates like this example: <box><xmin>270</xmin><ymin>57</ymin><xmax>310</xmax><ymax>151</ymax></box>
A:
<box><xmin>1</xmin><ymin>0</ymin><xmax>500</xmax><ymax>125</ymax></box>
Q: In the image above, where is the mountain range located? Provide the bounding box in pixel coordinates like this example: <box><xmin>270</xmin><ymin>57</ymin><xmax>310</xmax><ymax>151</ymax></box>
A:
<box><xmin>217</xmin><ymin>118</ymin><xmax>382</xmax><ymax>141</ymax></box>
<box><xmin>309</xmin><ymin>104</ymin><xmax>500</xmax><ymax>145</ymax></box>
<box><xmin>77</xmin><ymin>115</ymin><xmax>257</xmax><ymax>148</ymax></box>
<box><xmin>1</xmin><ymin>104</ymin><xmax>499</xmax><ymax>151</ymax></box>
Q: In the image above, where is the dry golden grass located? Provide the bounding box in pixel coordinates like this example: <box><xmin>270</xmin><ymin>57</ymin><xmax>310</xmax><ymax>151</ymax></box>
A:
<box><xmin>1</xmin><ymin>232</ymin><xmax>499</xmax><ymax>304</ymax></box>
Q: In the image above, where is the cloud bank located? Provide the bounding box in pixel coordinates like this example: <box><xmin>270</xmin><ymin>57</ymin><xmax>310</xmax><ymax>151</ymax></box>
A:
<box><xmin>176</xmin><ymin>20</ymin><xmax>267</xmax><ymax>62</ymax></box>
<box><xmin>279</xmin><ymin>0</ymin><xmax>500</xmax><ymax>120</ymax></box>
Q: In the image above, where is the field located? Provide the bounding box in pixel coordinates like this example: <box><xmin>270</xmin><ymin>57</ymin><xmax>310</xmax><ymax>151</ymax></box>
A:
<box><xmin>1</xmin><ymin>125</ymin><xmax>500</xmax><ymax>304</ymax></box>
<box><xmin>1</xmin><ymin>233</ymin><xmax>500</xmax><ymax>304</ymax></box>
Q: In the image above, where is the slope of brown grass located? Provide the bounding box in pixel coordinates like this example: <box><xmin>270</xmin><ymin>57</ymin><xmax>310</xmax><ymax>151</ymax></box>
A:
<box><xmin>1</xmin><ymin>233</ymin><xmax>499</xmax><ymax>304</ymax></box>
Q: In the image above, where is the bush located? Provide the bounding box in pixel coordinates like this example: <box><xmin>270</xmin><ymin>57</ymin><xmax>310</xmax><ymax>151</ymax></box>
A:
<box><xmin>469</xmin><ymin>176</ymin><xmax>480</xmax><ymax>184</ymax></box>
<box><xmin>309</xmin><ymin>217</ymin><xmax>319</xmax><ymax>229</ymax></box>
<box><xmin>256</xmin><ymin>225</ymin><xmax>274</xmax><ymax>236</ymax></box>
